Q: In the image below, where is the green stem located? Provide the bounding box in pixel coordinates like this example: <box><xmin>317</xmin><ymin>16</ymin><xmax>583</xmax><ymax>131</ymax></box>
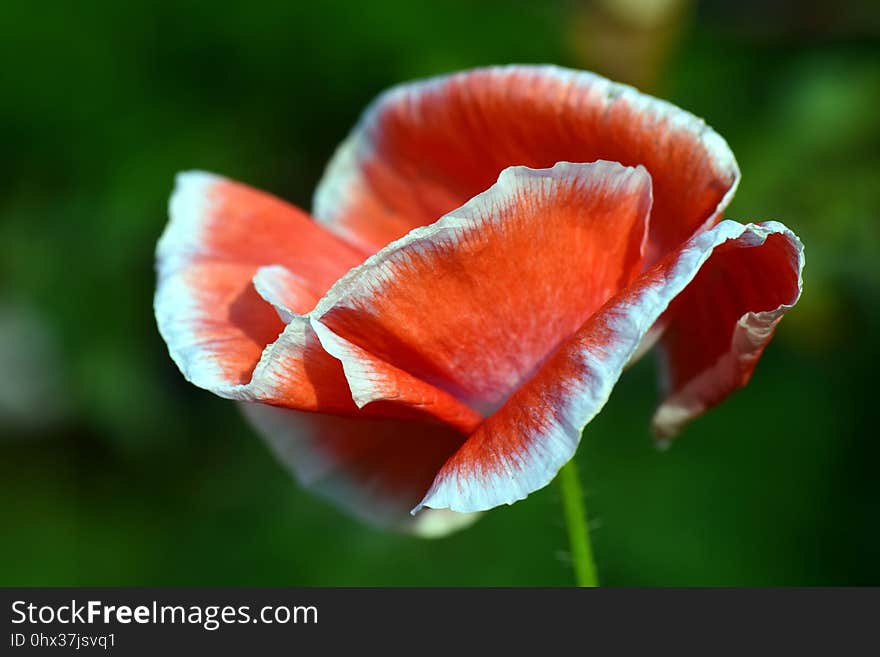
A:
<box><xmin>557</xmin><ymin>459</ymin><xmax>599</xmax><ymax>587</ymax></box>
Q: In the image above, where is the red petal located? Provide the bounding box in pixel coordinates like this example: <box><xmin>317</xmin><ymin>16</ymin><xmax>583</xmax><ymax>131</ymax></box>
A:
<box><xmin>253</xmin><ymin>265</ymin><xmax>320</xmax><ymax>323</ymax></box>
<box><xmin>416</xmin><ymin>221</ymin><xmax>803</xmax><ymax>513</ymax></box>
<box><xmin>155</xmin><ymin>172</ymin><xmax>479</xmax><ymax>430</ymax></box>
<box><xmin>159</xmin><ymin>172</ymin><xmax>367</xmax><ymax>289</ymax></box>
<box><xmin>242</xmin><ymin>403</ymin><xmax>478</xmax><ymax>536</ymax></box>
<box><xmin>312</xmin><ymin>161</ymin><xmax>652</xmax><ymax>414</ymax></box>
<box><xmin>155</xmin><ymin>172</ymin><xmax>362</xmax><ymax>394</ymax></box>
<box><xmin>652</xmin><ymin>228</ymin><xmax>804</xmax><ymax>441</ymax></box>
<box><xmin>314</xmin><ymin>65</ymin><xmax>737</xmax><ymax>261</ymax></box>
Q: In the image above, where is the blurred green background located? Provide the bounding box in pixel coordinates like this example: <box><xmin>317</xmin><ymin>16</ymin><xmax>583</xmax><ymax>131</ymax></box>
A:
<box><xmin>1</xmin><ymin>0</ymin><xmax>878</xmax><ymax>585</ymax></box>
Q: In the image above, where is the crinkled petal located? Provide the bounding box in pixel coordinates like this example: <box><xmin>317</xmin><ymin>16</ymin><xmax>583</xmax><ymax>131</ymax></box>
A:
<box><xmin>252</xmin><ymin>265</ymin><xmax>319</xmax><ymax>323</ymax></box>
<box><xmin>155</xmin><ymin>171</ymin><xmax>364</xmax><ymax>394</ymax></box>
<box><xmin>155</xmin><ymin>172</ymin><xmax>479</xmax><ymax>430</ymax></box>
<box><xmin>416</xmin><ymin>220</ymin><xmax>804</xmax><ymax>513</ymax></box>
<box><xmin>311</xmin><ymin>161</ymin><xmax>652</xmax><ymax>414</ymax></box>
<box><xmin>314</xmin><ymin>64</ymin><xmax>738</xmax><ymax>262</ymax></box>
<box><xmin>158</xmin><ymin>171</ymin><xmax>367</xmax><ymax>287</ymax></box>
<box><xmin>242</xmin><ymin>403</ymin><xmax>478</xmax><ymax>536</ymax></box>
<box><xmin>308</xmin><ymin>318</ymin><xmax>482</xmax><ymax>433</ymax></box>
<box><xmin>652</xmin><ymin>227</ymin><xmax>805</xmax><ymax>441</ymax></box>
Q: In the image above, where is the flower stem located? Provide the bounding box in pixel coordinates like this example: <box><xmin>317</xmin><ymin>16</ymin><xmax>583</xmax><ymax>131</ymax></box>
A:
<box><xmin>557</xmin><ymin>459</ymin><xmax>599</xmax><ymax>587</ymax></box>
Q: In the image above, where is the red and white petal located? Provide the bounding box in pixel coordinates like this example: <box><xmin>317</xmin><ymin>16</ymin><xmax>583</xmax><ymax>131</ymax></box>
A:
<box><xmin>652</xmin><ymin>225</ymin><xmax>805</xmax><ymax>441</ymax></box>
<box><xmin>242</xmin><ymin>403</ymin><xmax>479</xmax><ymax>536</ymax></box>
<box><xmin>416</xmin><ymin>220</ymin><xmax>804</xmax><ymax>513</ymax></box>
<box><xmin>154</xmin><ymin>211</ymin><xmax>357</xmax><ymax>410</ymax></box>
<box><xmin>244</xmin><ymin>316</ymin><xmax>362</xmax><ymax>412</ymax></box>
<box><xmin>253</xmin><ymin>265</ymin><xmax>319</xmax><ymax>322</ymax></box>
<box><xmin>155</xmin><ymin>171</ymin><xmax>365</xmax><ymax>396</ymax></box>
<box><xmin>312</xmin><ymin>161</ymin><xmax>652</xmax><ymax>414</ymax></box>
<box><xmin>313</xmin><ymin>64</ymin><xmax>738</xmax><ymax>261</ymax></box>
<box><xmin>156</xmin><ymin>265</ymin><xmax>479</xmax><ymax>428</ymax></box>
<box><xmin>158</xmin><ymin>171</ymin><xmax>365</xmax><ymax>285</ymax></box>
<box><xmin>309</xmin><ymin>318</ymin><xmax>482</xmax><ymax>434</ymax></box>
<box><xmin>155</xmin><ymin>174</ymin><xmax>481</xmax><ymax>428</ymax></box>
<box><xmin>155</xmin><ymin>261</ymin><xmax>287</xmax><ymax>393</ymax></box>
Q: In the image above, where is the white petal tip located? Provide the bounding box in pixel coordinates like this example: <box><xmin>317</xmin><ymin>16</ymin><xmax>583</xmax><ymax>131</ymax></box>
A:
<box><xmin>409</xmin><ymin>508</ymin><xmax>482</xmax><ymax>538</ymax></box>
<box><xmin>653</xmin><ymin>438</ymin><xmax>673</xmax><ymax>452</ymax></box>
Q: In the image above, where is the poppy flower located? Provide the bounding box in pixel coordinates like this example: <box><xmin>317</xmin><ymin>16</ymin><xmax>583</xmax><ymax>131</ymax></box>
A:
<box><xmin>155</xmin><ymin>65</ymin><xmax>804</xmax><ymax>537</ymax></box>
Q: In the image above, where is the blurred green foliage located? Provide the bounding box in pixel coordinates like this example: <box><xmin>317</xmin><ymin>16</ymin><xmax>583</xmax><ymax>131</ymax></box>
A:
<box><xmin>1</xmin><ymin>0</ymin><xmax>878</xmax><ymax>585</ymax></box>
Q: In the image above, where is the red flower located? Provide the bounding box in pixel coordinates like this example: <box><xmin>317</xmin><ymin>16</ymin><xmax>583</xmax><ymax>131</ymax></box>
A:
<box><xmin>155</xmin><ymin>66</ymin><xmax>803</xmax><ymax>536</ymax></box>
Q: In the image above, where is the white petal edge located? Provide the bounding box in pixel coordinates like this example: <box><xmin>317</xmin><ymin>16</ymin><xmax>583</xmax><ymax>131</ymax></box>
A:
<box><xmin>312</xmin><ymin>63</ymin><xmax>740</xmax><ymax>249</ymax></box>
<box><xmin>154</xmin><ymin>172</ymin><xmax>316</xmax><ymax>401</ymax></box>
<box><xmin>651</xmin><ymin>234</ymin><xmax>806</xmax><ymax>443</ymax></box>
<box><xmin>156</xmin><ymin>171</ymin><xmax>222</xmax><ymax>278</ymax></box>
<box><xmin>241</xmin><ymin>402</ymin><xmax>481</xmax><ymax>537</ymax></box>
<box><xmin>413</xmin><ymin>220</ymin><xmax>804</xmax><ymax>513</ymax></box>
<box><xmin>310</xmin><ymin>160</ymin><xmax>651</xmax><ymax>413</ymax></box>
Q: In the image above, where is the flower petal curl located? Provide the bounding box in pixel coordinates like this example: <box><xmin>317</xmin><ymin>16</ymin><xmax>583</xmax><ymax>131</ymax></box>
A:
<box><xmin>313</xmin><ymin>64</ymin><xmax>738</xmax><ymax>263</ymax></box>
<box><xmin>652</xmin><ymin>227</ymin><xmax>805</xmax><ymax>441</ymax></box>
<box><xmin>311</xmin><ymin>160</ymin><xmax>653</xmax><ymax>415</ymax></box>
<box><xmin>415</xmin><ymin>220</ymin><xmax>804</xmax><ymax>513</ymax></box>
<box><xmin>242</xmin><ymin>403</ymin><xmax>477</xmax><ymax>537</ymax></box>
<box><xmin>155</xmin><ymin>171</ymin><xmax>480</xmax><ymax>430</ymax></box>
<box><xmin>155</xmin><ymin>171</ymin><xmax>364</xmax><ymax>395</ymax></box>
<box><xmin>253</xmin><ymin>265</ymin><xmax>319</xmax><ymax>323</ymax></box>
